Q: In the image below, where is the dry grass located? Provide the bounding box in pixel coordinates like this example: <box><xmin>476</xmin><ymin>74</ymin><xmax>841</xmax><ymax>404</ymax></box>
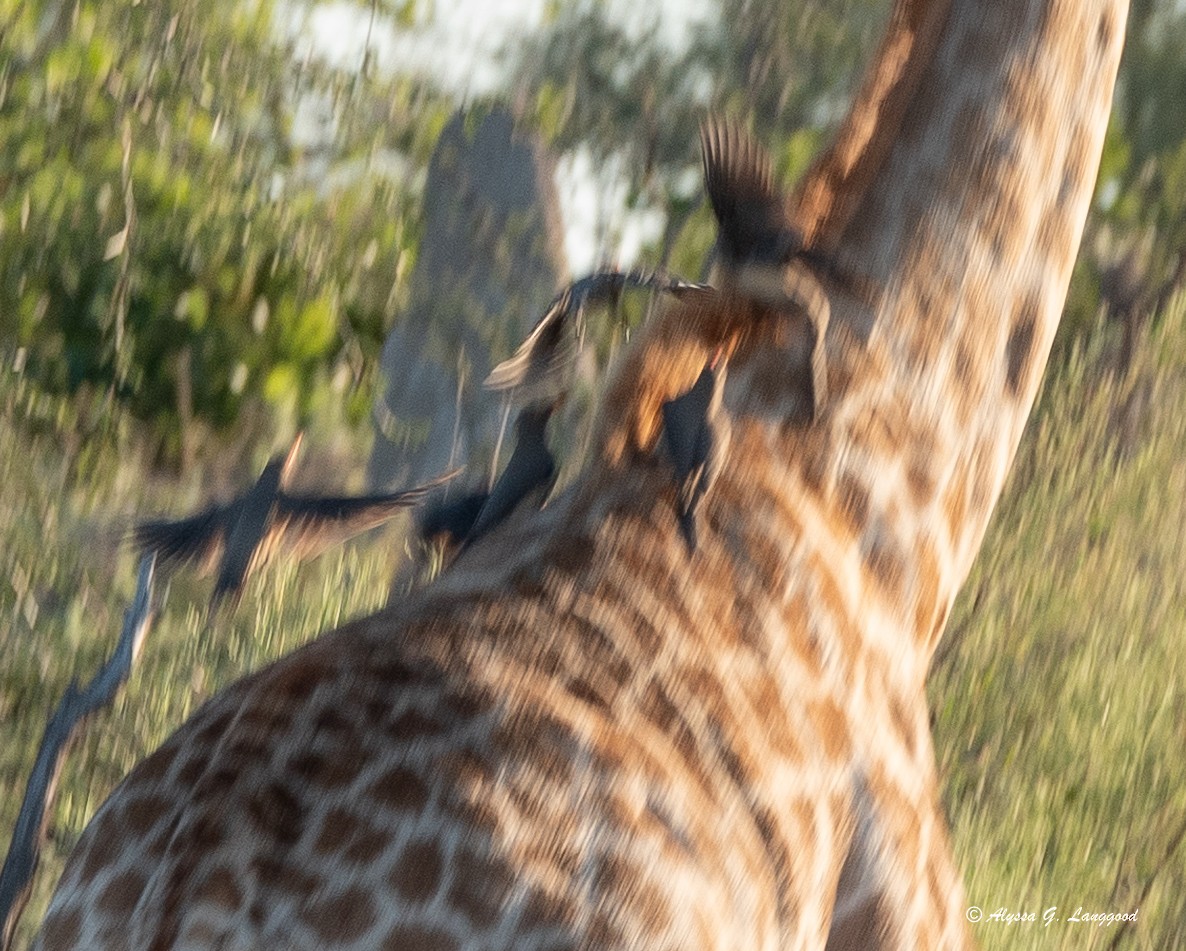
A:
<box><xmin>2</xmin><ymin>299</ymin><xmax>1184</xmax><ymax>948</ymax></box>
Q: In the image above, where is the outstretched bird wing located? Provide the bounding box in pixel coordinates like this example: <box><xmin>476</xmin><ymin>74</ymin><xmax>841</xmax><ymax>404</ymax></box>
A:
<box><xmin>701</xmin><ymin>117</ymin><xmax>833</xmax><ymax>417</ymax></box>
<box><xmin>486</xmin><ymin>268</ymin><xmax>708</xmax><ymax>405</ymax></box>
<box><xmin>484</xmin><ymin>288</ymin><xmax>579</xmax><ymax>404</ymax></box>
<box><xmin>270</xmin><ymin>467</ymin><xmax>463</xmax><ymax>560</ymax></box>
<box><xmin>416</xmin><ymin>490</ymin><xmax>491</xmax><ymax>547</ymax></box>
<box><xmin>129</xmin><ymin>505</ymin><xmax>228</xmax><ymax>576</ymax></box>
<box><xmin>700</xmin><ymin>119</ymin><xmax>802</xmax><ymax>265</ymax></box>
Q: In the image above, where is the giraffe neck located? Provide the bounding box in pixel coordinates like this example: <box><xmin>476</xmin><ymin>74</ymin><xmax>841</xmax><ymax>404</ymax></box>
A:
<box><xmin>779</xmin><ymin>0</ymin><xmax>1127</xmax><ymax>663</ymax></box>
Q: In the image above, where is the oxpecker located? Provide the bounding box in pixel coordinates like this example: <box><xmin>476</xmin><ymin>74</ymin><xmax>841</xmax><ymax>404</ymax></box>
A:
<box><xmin>661</xmin><ymin>361</ymin><xmax>729</xmax><ymax>553</ymax></box>
<box><xmin>700</xmin><ymin>118</ymin><xmax>831</xmax><ymax>418</ymax></box>
<box><xmin>131</xmin><ymin>434</ymin><xmax>459</xmax><ymax>609</ymax></box>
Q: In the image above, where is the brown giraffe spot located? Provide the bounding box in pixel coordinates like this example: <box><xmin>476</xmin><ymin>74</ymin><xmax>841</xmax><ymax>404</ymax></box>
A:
<box><xmin>380</xmin><ymin>924</ymin><xmax>459</xmax><ymax>951</ymax></box>
<box><xmin>949</xmin><ymin>367</ymin><xmax>981</xmax><ymax>435</ymax></box>
<box><xmin>269</xmin><ymin>657</ymin><xmax>327</xmax><ymax>702</ymax></box>
<box><xmin>79</xmin><ymin>825</ymin><xmax>119</xmax><ymax>881</ymax></box>
<box><xmin>834</xmin><ymin>471</ymin><xmax>872</xmax><ymax>528</ymax></box>
<box><xmin>443</xmin><ymin>786</ymin><xmax>499</xmax><ymax>833</ymax></box>
<box><xmin>239</xmin><ymin>702</ymin><xmax>290</xmax><ymax>733</ymax></box>
<box><xmin>298</xmin><ymin>885</ymin><xmax>377</xmax><ymax>944</ymax></box>
<box><xmin>809</xmin><ymin>558</ymin><xmax>864</xmax><ymax>661</ymax></box>
<box><xmin>184</xmin><ymin>813</ymin><xmax>227</xmax><ymax>851</ymax></box>
<box><xmin>447</xmin><ymin>846</ymin><xmax>514</xmax><ymax>927</ymax></box>
<box><xmin>1096</xmin><ymin>9</ymin><xmax>1117</xmax><ymax>52</ymax></box>
<box><xmin>175</xmin><ymin>755</ymin><xmax>207</xmax><ymax>788</ymax></box>
<box><xmin>226</xmin><ymin>734</ymin><xmax>270</xmax><ymax>763</ymax></box>
<box><xmin>287</xmin><ymin>748</ymin><xmax>369</xmax><ymax>788</ymax></box>
<box><xmin>197</xmin><ymin>864</ymin><xmax>243</xmax><ymax>910</ymax></box>
<box><xmin>246</xmin><ymin>782</ymin><xmax>304</xmax><ymax>846</ymax></box>
<box><xmin>643</xmin><ymin>798</ymin><xmax>695</xmax><ymax>856</ymax></box>
<box><xmin>367</xmin><ymin>765</ymin><xmax>430</xmax><ymax>812</ymax></box>
<box><xmin>519</xmin><ymin>888</ymin><xmax>576</xmax><ymax>930</ymax></box>
<box><xmin>970</xmin><ymin>467</ymin><xmax>993</xmax><ymax>514</ymax></box>
<box><xmin>312</xmin><ymin>706</ymin><xmax>358</xmax><ymax>739</ymax></box>
<box><xmin>97</xmin><ymin>868</ymin><xmax>147</xmax><ymax>915</ymax></box>
<box><xmin>546</xmin><ymin>530</ymin><xmax>595</xmax><ymax>575</ymax></box>
<box><xmin>134</xmin><ymin>744</ymin><xmax>177</xmax><ymax>784</ymax></box>
<box><xmin>809</xmin><ymin>696</ymin><xmax>850</xmax><ymax>760</ymax></box>
<box><xmin>791</xmin><ymin>800</ymin><xmax>816</xmax><ymax>846</ymax></box>
<box><xmin>445</xmin><ymin>747</ymin><xmax>494</xmax><ymax>793</ymax></box>
<box><xmin>388</xmin><ymin>838</ymin><xmax>444</xmax><ymax>904</ymax></box>
<box><xmin>575</xmin><ymin>625</ymin><xmax>634</xmax><ymax>691</ymax></box>
<box><xmin>639</xmin><ymin>678</ymin><xmax>679</xmax><ymax>734</ymax></box>
<box><xmin>585</xmin><ymin>913</ymin><xmax>625</xmax><ymax>948</ymax></box>
<box><xmin>707</xmin><ymin>716</ymin><xmax>748</xmax><ymax>789</ymax></box>
<box><xmin>200</xmin><ymin>765</ymin><xmax>242</xmax><ymax>795</ymax></box>
<box><xmin>510</xmin><ymin>567</ymin><xmax>546</xmax><ymax>598</ymax></box>
<box><xmin>121</xmin><ymin>793</ymin><xmax>171</xmax><ymax>835</ymax></box>
<box><xmin>312</xmin><ymin>807</ymin><xmax>387</xmax><ymax>864</ymax></box>
<box><xmin>866</xmin><ymin>763</ymin><xmax>922</xmax><ymax>857</ymax></box>
<box><xmin>905</xmin><ymin>460</ymin><xmax>935</xmax><ymax>507</ymax></box>
<box><xmin>749</xmin><ymin>806</ymin><xmax>792</xmax><ymax>925</ymax></box>
<box><xmin>1005</xmin><ymin>309</ymin><xmax>1036</xmax><ymax>396</ymax></box>
<box><xmin>40</xmin><ymin>906</ymin><xmax>82</xmax><ymax>948</ymax></box>
<box><xmin>862</xmin><ymin>531</ymin><xmax>907</xmax><ymax>599</ymax></box>
<box><xmin>361</xmin><ymin>695</ymin><xmax>395</xmax><ymax>723</ymax></box>
<box><xmin>193</xmin><ymin>709</ymin><xmax>233</xmax><ymax>745</ymax></box>
<box><xmin>887</xmin><ymin>693</ymin><xmax>918</xmax><ymax>758</ymax></box>
<box><xmin>564</xmin><ymin>675</ymin><xmax>611</xmax><ymax>711</ymax></box>
<box><xmin>367</xmin><ymin>655</ymin><xmax>427</xmax><ymax>688</ymax></box>
<box><xmin>764</xmin><ymin>719</ymin><xmax>806</xmax><ymax>765</ymax></box>
<box><xmin>252</xmin><ymin>855</ymin><xmax>321</xmax><ymax>895</ymax></box>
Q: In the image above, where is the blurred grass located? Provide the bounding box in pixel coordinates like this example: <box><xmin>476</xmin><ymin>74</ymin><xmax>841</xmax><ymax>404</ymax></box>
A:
<box><xmin>1</xmin><ymin>298</ymin><xmax>1184</xmax><ymax>949</ymax></box>
<box><xmin>934</xmin><ymin>294</ymin><xmax>1186</xmax><ymax>950</ymax></box>
<box><xmin>0</xmin><ymin>376</ymin><xmax>407</xmax><ymax>949</ymax></box>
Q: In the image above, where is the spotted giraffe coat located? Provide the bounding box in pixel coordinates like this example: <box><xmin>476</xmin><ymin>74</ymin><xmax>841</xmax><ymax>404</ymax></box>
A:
<box><xmin>32</xmin><ymin>0</ymin><xmax>1128</xmax><ymax>947</ymax></box>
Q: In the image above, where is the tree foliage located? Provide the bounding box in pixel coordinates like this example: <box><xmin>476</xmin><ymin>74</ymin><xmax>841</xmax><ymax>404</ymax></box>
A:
<box><xmin>0</xmin><ymin>0</ymin><xmax>449</xmax><ymax>461</ymax></box>
<box><xmin>3</xmin><ymin>0</ymin><xmax>1185</xmax><ymax>463</ymax></box>
<box><xmin>515</xmin><ymin>0</ymin><xmax>888</xmax><ymax>269</ymax></box>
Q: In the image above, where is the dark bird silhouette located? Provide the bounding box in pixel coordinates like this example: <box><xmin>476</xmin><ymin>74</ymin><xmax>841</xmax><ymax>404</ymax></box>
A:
<box><xmin>701</xmin><ymin>121</ymin><xmax>805</xmax><ymax>269</ymax></box>
<box><xmin>131</xmin><ymin>434</ymin><xmax>460</xmax><ymax>608</ymax></box>
<box><xmin>416</xmin><ymin>490</ymin><xmax>490</xmax><ymax>550</ymax></box>
<box><xmin>485</xmin><ymin>268</ymin><xmax>707</xmax><ymax>406</ymax></box>
<box><xmin>700</xmin><ymin>118</ymin><xmax>831</xmax><ymax>418</ymax></box>
<box><xmin>661</xmin><ymin>361</ymin><xmax>729</xmax><ymax>552</ymax></box>
<box><xmin>463</xmin><ymin>401</ymin><xmax>559</xmax><ymax>547</ymax></box>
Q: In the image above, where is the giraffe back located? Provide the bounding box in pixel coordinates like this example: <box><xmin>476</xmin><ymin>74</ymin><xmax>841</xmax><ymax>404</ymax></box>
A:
<box><xmin>33</xmin><ymin>360</ymin><xmax>965</xmax><ymax>949</ymax></box>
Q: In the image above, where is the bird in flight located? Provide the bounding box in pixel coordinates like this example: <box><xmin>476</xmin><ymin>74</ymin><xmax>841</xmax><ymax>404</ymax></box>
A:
<box><xmin>699</xmin><ymin>118</ymin><xmax>831</xmax><ymax>418</ymax></box>
<box><xmin>131</xmin><ymin>433</ymin><xmax>460</xmax><ymax>609</ymax></box>
<box><xmin>485</xmin><ymin>267</ymin><xmax>707</xmax><ymax>407</ymax></box>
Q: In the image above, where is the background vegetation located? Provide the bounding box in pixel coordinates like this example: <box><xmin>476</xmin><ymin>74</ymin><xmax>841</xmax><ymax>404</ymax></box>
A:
<box><xmin>2</xmin><ymin>0</ymin><xmax>1184</xmax><ymax>947</ymax></box>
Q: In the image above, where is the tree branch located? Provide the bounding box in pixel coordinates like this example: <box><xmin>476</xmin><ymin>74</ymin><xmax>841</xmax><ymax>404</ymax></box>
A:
<box><xmin>0</xmin><ymin>556</ymin><xmax>156</xmax><ymax>951</ymax></box>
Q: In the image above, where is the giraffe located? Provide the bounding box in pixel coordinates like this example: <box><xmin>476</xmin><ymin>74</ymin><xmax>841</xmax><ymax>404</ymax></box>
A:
<box><xmin>31</xmin><ymin>0</ymin><xmax>1128</xmax><ymax>947</ymax></box>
